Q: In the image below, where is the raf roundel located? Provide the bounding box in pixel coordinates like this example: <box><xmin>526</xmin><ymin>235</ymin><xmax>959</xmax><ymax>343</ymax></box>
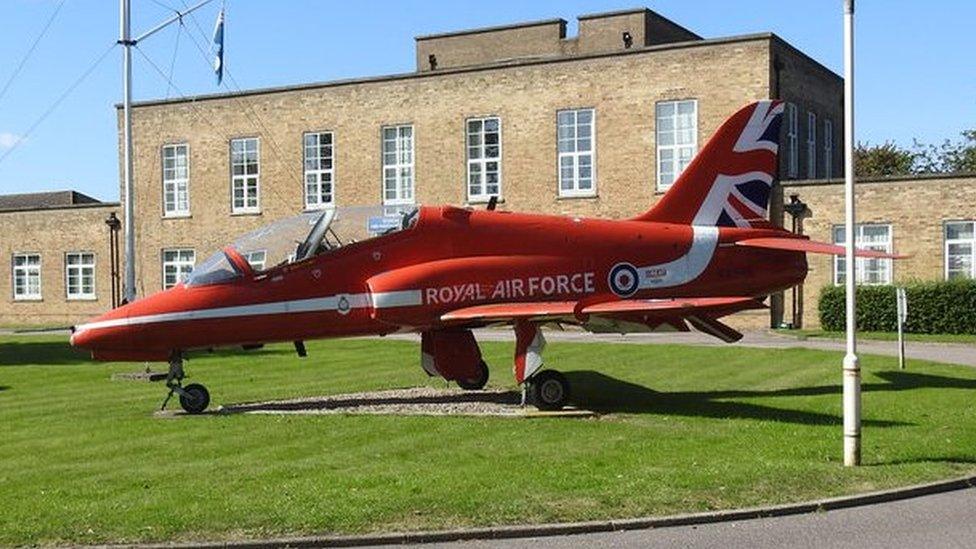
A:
<box><xmin>608</xmin><ymin>262</ymin><xmax>640</xmax><ymax>297</ymax></box>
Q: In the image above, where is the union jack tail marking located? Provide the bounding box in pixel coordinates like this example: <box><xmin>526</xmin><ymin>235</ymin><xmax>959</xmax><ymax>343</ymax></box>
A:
<box><xmin>636</xmin><ymin>100</ymin><xmax>784</xmax><ymax>229</ymax></box>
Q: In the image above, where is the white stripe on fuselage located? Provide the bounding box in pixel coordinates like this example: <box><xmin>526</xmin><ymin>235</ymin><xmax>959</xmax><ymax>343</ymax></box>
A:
<box><xmin>636</xmin><ymin>225</ymin><xmax>719</xmax><ymax>289</ymax></box>
<box><xmin>73</xmin><ymin>290</ymin><xmax>423</xmax><ymax>335</ymax></box>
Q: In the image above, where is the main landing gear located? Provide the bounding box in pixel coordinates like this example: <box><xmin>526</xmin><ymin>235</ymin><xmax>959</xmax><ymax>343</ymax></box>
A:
<box><xmin>157</xmin><ymin>352</ymin><xmax>211</xmax><ymax>414</ymax></box>
<box><xmin>526</xmin><ymin>370</ymin><xmax>570</xmax><ymax>411</ymax></box>
<box><xmin>456</xmin><ymin>359</ymin><xmax>490</xmax><ymax>391</ymax></box>
<box><xmin>514</xmin><ymin>321</ymin><xmax>571</xmax><ymax>411</ymax></box>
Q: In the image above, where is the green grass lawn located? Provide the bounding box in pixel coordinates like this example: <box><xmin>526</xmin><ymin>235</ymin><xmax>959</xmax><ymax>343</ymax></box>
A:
<box><xmin>776</xmin><ymin>329</ymin><xmax>976</xmax><ymax>344</ymax></box>
<box><xmin>2</xmin><ymin>335</ymin><xmax>976</xmax><ymax>545</ymax></box>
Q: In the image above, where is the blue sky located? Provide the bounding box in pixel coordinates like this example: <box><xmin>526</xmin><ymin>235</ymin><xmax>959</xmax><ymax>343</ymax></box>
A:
<box><xmin>0</xmin><ymin>0</ymin><xmax>972</xmax><ymax>200</ymax></box>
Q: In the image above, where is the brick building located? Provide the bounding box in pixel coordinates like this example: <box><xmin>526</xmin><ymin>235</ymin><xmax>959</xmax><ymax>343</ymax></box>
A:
<box><xmin>776</xmin><ymin>173</ymin><xmax>976</xmax><ymax>329</ymax></box>
<box><xmin>122</xmin><ymin>8</ymin><xmax>841</xmax><ymax>300</ymax></box>
<box><xmin>3</xmin><ymin>8</ymin><xmax>973</xmax><ymax>329</ymax></box>
<box><xmin>0</xmin><ymin>192</ymin><xmax>120</xmax><ymax>326</ymax></box>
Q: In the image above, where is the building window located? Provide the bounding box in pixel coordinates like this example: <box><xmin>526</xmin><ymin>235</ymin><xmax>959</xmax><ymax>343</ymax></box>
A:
<box><xmin>162</xmin><ymin>249</ymin><xmax>195</xmax><ymax>290</ymax></box>
<box><xmin>806</xmin><ymin>111</ymin><xmax>817</xmax><ymax>179</ymax></box>
<box><xmin>65</xmin><ymin>252</ymin><xmax>96</xmax><ymax>300</ymax></box>
<box><xmin>382</xmin><ymin>125</ymin><xmax>414</xmax><ymax>205</ymax></box>
<box><xmin>230</xmin><ymin>137</ymin><xmax>260</xmax><ymax>213</ymax></box>
<box><xmin>466</xmin><ymin>117</ymin><xmax>501</xmax><ymax>202</ymax></box>
<box><xmin>786</xmin><ymin>103</ymin><xmax>798</xmax><ymax>178</ymax></box>
<box><xmin>656</xmin><ymin>100</ymin><xmax>697</xmax><ymax>191</ymax></box>
<box><xmin>833</xmin><ymin>224</ymin><xmax>892</xmax><ymax>285</ymax></box>
<box><xmin>304</xmin><ymin>132</ymin><xmax>334</xmax><ymax>209</ymax></box>
<box><xmin>945</xmin><ymin>221</ymin><xmax>976</xmax><ymax>280</ymax></box>
<box><xmin>244</xmin><ymin>250</ymin><xmax>267</xmax><ymax>271</ymax></box>
<box><xmin>823</xmin><ymin>119</ymin><xmax>834</xmax><ymax>179</ymax></box>
<box><xmin>12</xmin><ymin>253</ymin><xmax>41</xmax><ymax>300</ymax></box>
<box><xmin>162</xmin><ymin>143</ymin><xmax>190</xmax><ymax>216</ymax></box>
<box><xmin>558</xmin><ymin>108</ymin><xmax>596</xmax><ymax>197</ymax></box>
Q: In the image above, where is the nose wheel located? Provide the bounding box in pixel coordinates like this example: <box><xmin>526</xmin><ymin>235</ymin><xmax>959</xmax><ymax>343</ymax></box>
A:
<box><xmin>178</xmin><ymin>383</ymin><xmax>210</xmax><ymax>414</ymax></box>
<box><xmin>158</xmin><ymin>353</ymin><xmax>211</xmax><ymax>414</ymax></box>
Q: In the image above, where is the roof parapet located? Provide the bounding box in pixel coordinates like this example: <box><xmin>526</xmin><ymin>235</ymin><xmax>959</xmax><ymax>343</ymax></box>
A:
<box><xmin>415</xmin><ymin>7</ymin><xmax>702</xmax><ymax>72</ymax></box>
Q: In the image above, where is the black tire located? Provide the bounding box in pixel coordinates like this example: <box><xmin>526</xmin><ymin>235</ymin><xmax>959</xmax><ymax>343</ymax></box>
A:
<box><xmin>531</xmin><ymin>370</ymin><xmax>570</xmax><ymax>411</ymax></box>
<box><xmin>179</xmin><ymin>383</ymin><xmax>210</xmax><ymax>414</ymax></box>
<box><xmin>456</xmin><ymin>360</ymin><xmax>490</xmax><ymax>391</ymax></box>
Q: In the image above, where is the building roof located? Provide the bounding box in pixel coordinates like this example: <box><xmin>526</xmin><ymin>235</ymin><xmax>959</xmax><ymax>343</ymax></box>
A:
<box><xmin>415</xmin><ymin>17</ymin><xmax>568</xmax><ymax>41</ymax></box>
<box><xmin>783</xmin><ymin>172</ymin><xmax>976</xmax><ymax>187</ymax></box>
<box><xmin>122</xmin><ymin>31</ymin><xmax>838</xmax><ymax>110</ymax></box>
<box><xmin>0</xmin><ymin>190</ymin><xmax>108</xmax><ymax>212</ymax></box>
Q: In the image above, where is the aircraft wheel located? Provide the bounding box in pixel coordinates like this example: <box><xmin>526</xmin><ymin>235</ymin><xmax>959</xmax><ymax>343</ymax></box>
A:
<box><xmin>179</xmin><ymin>383</ymin><xmax>210</xmax><ymax>414</ymax></box>
<box><xmin>456</xmin><ymin>360</ymin><xmax>490</xmax><ymax>391</ymax></box>
<box><xmin>531</xmin><ymin>370</ymin><xmax>569</xmax><ymax>411</ymax></box>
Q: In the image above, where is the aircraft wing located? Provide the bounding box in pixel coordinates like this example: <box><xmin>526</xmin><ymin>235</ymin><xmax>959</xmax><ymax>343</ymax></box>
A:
<box><xmin>440</xmin><ymin>301</ymin><xmax>578</xmax><ymax>323</ymax></box>
<box><xmin>735</xmin><ymin>237</ymin><xmax>907</xmax><ymax>259</ymax></box>
<box><xmin>440</xmin><ymin>296</ymin><xmax>765</xmax><ymax>343</ymax></box>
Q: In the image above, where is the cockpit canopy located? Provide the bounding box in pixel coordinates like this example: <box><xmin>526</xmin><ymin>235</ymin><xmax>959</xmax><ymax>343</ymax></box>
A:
<box><xmin>185</xmin><ymin>204</ymin><xmax>419</xmax><ymax>287</ymax></box>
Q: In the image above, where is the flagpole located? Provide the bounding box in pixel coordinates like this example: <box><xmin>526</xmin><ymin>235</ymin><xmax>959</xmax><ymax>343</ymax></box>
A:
<box><xmin>842</xmin><ymin>0</ymin><xmax>861</xmax><ymax>467</ymax></box>
<box><xmin>118</xmin><ymin>0</ymin><xmax>218</xmax><ymax>303</ymax></box>
<box><xmin>120</xmin><ymin>0</ymin><xmax>135</xmax><ymax>302</ymax></box>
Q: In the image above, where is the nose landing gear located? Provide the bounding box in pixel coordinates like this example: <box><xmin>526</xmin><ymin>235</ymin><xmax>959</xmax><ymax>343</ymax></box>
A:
<box><xmin>157</xmin><ymin>353</ymin><xmax>211</xmax><ymax>414</ymax></box>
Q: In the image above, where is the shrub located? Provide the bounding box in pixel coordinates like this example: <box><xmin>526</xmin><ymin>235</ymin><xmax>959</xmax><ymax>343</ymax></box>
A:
<box><xmin>819</xmin><ymin>279</ymin><xmax>976</xmax><ymax>334</ymax></box>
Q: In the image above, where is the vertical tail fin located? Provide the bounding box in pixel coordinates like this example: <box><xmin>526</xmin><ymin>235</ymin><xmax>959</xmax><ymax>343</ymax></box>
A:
<box><xmin>635</xmin><ymin>100</ymin><xmax>784</xmax><ymax>228</ymax></box>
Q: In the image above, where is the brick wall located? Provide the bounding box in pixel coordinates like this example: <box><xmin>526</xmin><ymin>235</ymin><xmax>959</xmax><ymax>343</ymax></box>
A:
<box><xmin>416</xmin><ymin>20</ymin><xmax>567</xmax><ymax>71</ymax></box>
<box><xmin>779</xmin><ymin>174</ymin><xmax>976</xmax><ymax>328</ymax></box>
<box><xmin>0</xmin><ymin>204</ymin><xmax>119</xmax><ymax>326</ymax></box>
<box><xmin>124</xmin><ymin>35</ymin><xmax>782</xmax><ymax>293</ymax></box>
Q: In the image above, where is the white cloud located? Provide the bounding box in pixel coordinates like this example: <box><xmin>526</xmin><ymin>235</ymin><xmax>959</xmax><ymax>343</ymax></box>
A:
<box><xmin>0</xmin><ymin>132</ymin><xmax>24</xmax><ymax>149</ymax></box>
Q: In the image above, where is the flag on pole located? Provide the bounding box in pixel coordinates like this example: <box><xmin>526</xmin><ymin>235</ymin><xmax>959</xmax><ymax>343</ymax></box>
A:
<box><xmin>211</xmin><ymin>8</ymin><xmax>224</xmax><ymax>85</ymax></box>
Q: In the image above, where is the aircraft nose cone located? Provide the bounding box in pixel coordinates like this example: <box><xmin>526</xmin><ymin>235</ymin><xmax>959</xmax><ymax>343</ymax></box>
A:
<box><xmin>69</xmin><ymin>325</ymin><xmax>96</xmax><ymax>350</ymax></box>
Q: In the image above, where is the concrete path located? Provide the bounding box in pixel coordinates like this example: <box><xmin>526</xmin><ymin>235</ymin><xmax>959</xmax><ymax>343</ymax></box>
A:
<box><xmin>411</xmin><ymin>488</ymin><xmax>976</xmax><ymax>549</ymax></box>
<box><xmin>459</xmin><ymin>329</ymin><xmax>976</xmax><ymax>368</ymax></box>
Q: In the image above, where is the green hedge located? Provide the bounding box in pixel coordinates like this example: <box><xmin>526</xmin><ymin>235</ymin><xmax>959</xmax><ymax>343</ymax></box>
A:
<box><xmin>819</xmin><ymin>280</ymin><xmax>976</xmax><ymax>334</ymax></box>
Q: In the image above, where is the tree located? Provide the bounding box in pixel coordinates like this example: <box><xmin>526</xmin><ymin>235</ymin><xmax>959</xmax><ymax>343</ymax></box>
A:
<box><xmin>914</xmin><ymin>130</ymin><xmax>976</xmax><ymax>174</ymax></box>
<box><xmin>854</xmin><ymin>141</ymin><xmax>916</xmax><ymax>177</ymax></box>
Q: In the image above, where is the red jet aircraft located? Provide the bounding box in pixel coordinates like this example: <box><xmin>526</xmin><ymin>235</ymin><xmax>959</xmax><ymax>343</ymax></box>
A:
<box><xmin>71</xmin><ymin>100</ymin><xmax>899</xmax><ymax>414</ymax></box>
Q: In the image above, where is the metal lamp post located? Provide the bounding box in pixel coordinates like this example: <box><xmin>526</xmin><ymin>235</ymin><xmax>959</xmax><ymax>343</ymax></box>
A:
<box><xmin>842</xmin><ymin>0</ymin><xmax>861</xmax><ymax>467</ymax></box>
<box><xmin>783</xmin><ymin>194</ymin><xmax>809</xmax><ymax>329</ymax></box>
<box><xmin>105</xmin><ymin>212</ymin><xmax>122</xmax><ymax>308</ymax></box>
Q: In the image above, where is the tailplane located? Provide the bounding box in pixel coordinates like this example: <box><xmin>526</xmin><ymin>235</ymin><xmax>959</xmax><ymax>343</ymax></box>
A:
<box><xmin>636</xmin><ymin>100</ymin><xmax>784</xmax><ymax>229</ymax></box>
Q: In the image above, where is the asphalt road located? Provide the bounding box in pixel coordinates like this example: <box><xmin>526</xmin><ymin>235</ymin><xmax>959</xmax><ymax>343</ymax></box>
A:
<box><xmin>410</xmin><ymin>488</ymin><xmax>976</xmax><ymax>549</ymax></box>
<box><xmin>459</xmin><ymin>329</ymin><xmax>976</xmax><ymax>368</ymax></box>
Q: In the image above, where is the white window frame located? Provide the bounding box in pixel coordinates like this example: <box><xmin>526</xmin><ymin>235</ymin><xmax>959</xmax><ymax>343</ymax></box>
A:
<box><xmin>806</xmin><ymin>111</ymin><xmax>817</xmax><ymax>179</ymax></box>
<box><xmin>466</xmin><ymin>116</ymin><xmax>502</xmax><ymax>203</ymax></box>
<box><xmin>557</xmin><ymin>108</ymin><xmax>597</xmax><ymax>197</ymax></box>
<box><xmin>162</xmin><ymin>143</ymin><xmax>190</xmax><ymax>217</ymax></box>
<box><xmin>381</xmin><ymin>125</ymin><xmax>415</xmax><ymax>206</ymax></box>
<box><xmin>787</xmin><ymin>103</ymin><xmax>798</xmax><ymax>178</ymax></box>
<box><xmin>833</xmin><ymin>224</ymin><xmax>893</xmax><ymax>285</ymax></box>
<box><xmin>823</xmin><ymin>118</ymin><xmax>834</xmax><ymax>179</ymax></box>
<box><xmin>65</xmin><ymin>252</ymin><xmax>96</xmax><ymax>300</ymax></box>
<box><xmin>244</xmin><ymin>250</ymin><xmax>267</xmax><ymax>271</ymax></box>
<box><xmin>945</xmin><ymin>221</ymin><xmax>976</xmax><ymax>280</ymax></box>
<box><xmin>12</xmin><ymin>253</ymin><xmax>42</xmax><ymax>301</ymax></box>
<box><xmin>162</xmin><ymin>248</ymin><xmax>196</xmax><ymax>290</ymax></box>
<box><xmin>303</xmin><ymin>131</ymin><xmax>335</xmax><ymax>210</ymax></box>
<box><xmin>655</xmin><ymin>99</ymin><xmax>697</xmax><ymax>192</ymax></box>
<box><xmin>230</xmin><ymin>137</ymin><xmax>260</xmax><ymax>214</ymax></box>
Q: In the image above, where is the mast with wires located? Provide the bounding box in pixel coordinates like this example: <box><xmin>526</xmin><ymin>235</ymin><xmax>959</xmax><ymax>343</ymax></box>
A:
<box><xmin>118</xmin><ymin>0</ymin><xmax>216</xmax><ymax>302</ymax></box>
<box><xmin>119</xmin><ymin>0</ymin><xmax>135</xmax><ymax>303</ymax></box>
